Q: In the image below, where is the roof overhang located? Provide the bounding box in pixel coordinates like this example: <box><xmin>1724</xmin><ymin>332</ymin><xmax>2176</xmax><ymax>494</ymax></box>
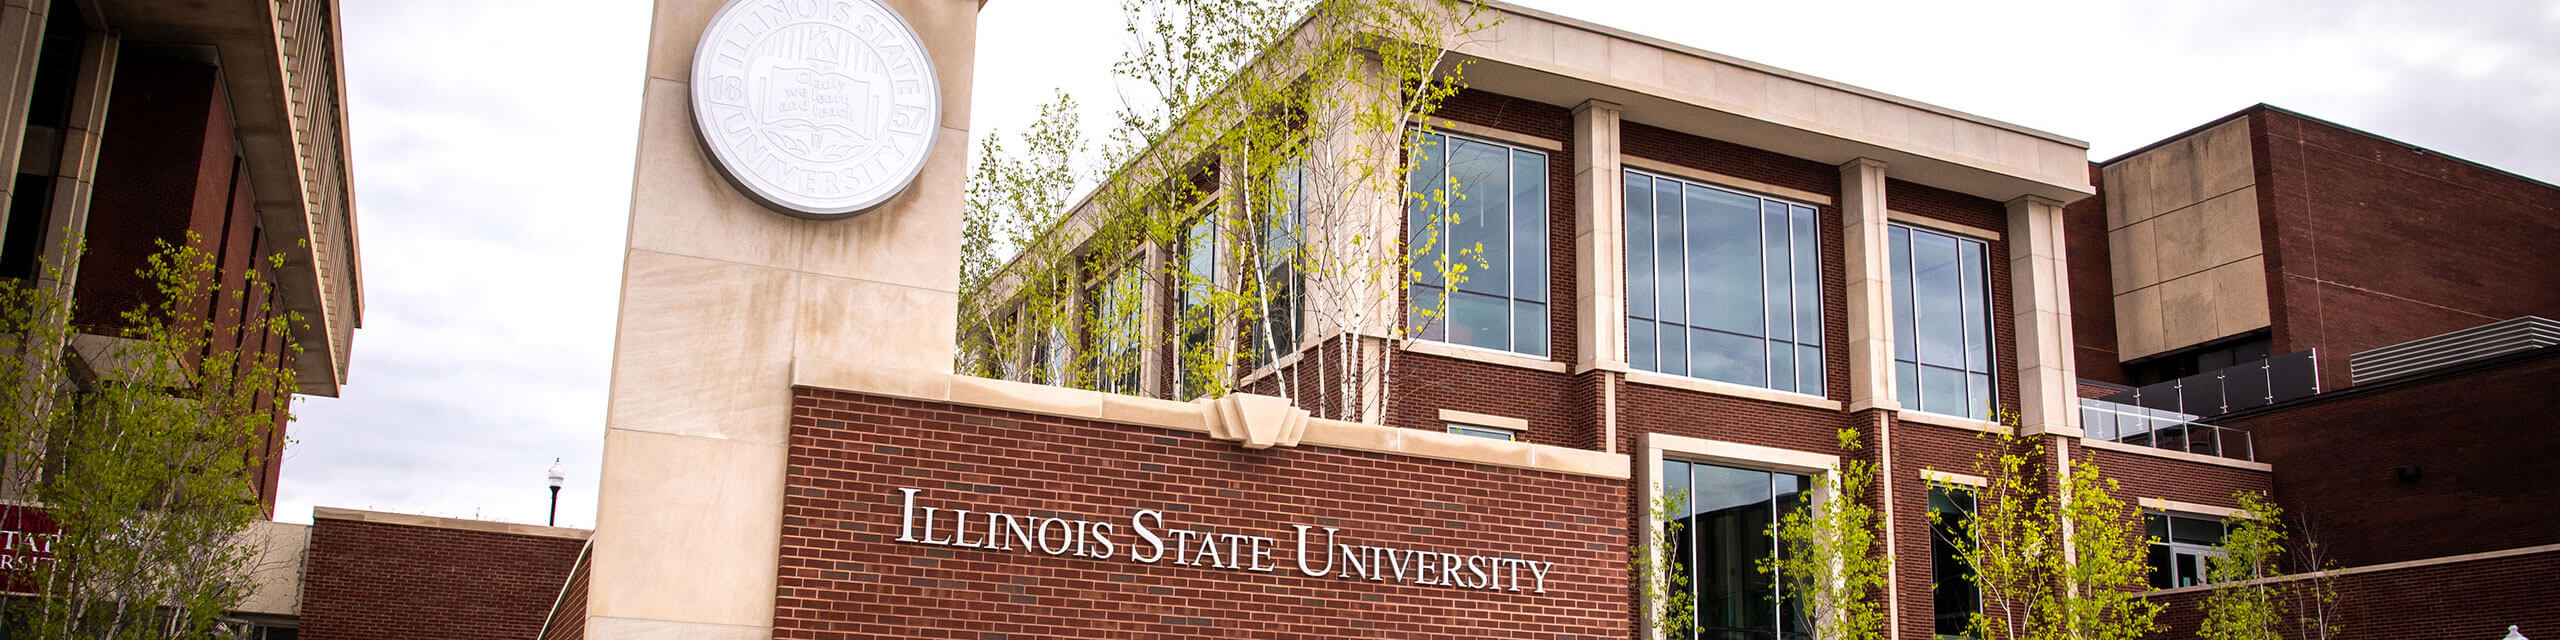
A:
<box><xmin>100</xmin><ymin>0</ymin><xmax>360</xmax><ymax>396</ymax></box>
<box><xmin>1457</xmin><ymin>2</ymin><xmax>2093</xmax><ymax>204</ymax></box>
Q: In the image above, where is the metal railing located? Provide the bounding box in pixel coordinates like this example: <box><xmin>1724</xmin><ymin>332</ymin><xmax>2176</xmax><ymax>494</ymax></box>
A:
<box><xmin>2079</xmin><ymin>398</ymin><xmax>2255</xmax><ymax>461</ymax></box>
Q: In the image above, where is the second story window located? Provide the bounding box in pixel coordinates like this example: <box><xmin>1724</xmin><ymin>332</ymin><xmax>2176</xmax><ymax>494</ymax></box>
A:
<box><xmin>1249</xmin><ymin>163</ymin><xmax>1304</xmax><ymax>368</ymax></box>
<box><xmin>1890</xmin><ymin>224</ymin><xmax>1995</xmax><ymax>419</ymax></box>
<box><xmin>1088</xmin><ymin>260</ymin><xmax>1144</xmax><ymax>395</ymax></box>
<box><xmin>1623</xmin><ymin>170</ymin><xmax>1824</xmax><ymax>394</ymax></box>
<box><xmin>1175</xmin><ymin>212</ymin><xmax>1219</xmax><ymax>399</ymax></box>
<box><xmin>1406</xmin><ymin>131</ymin><xmax>1550</xmax><ymax>358</ymax></box>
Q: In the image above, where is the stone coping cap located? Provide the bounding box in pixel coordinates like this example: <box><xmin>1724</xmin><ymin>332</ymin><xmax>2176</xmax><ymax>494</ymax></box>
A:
<box><xmin>312</xmin><ymin>506</ymin><xmax>593</xmax><ymax>540</ymax></box>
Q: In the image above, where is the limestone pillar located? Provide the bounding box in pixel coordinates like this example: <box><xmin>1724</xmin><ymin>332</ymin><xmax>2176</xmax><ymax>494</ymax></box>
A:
<box><xmin>1839</xmin><ymin>158</ymin><xmax>1897</xmax><ymax>411</ymax></box>
<box><xmin>2006</xmin><ymin>195</ymin><xmax>2081</xmax><ymax>436</ymax></box>
<box><xmin>587</xmin><ymin>1</ymin><xmax>982</xmax><ymax>638</ymax></box>
<box><xmin>1571</xmin><ymin>99</ymin><xmax>1626</xmax><ymax>374</ymax></box>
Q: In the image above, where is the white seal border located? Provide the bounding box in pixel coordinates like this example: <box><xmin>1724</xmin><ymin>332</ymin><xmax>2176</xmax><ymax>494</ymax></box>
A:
<box><xmin>687</xmin><ymin>0</ymin><xmax>944</xmax><ymax>220</ymax></box>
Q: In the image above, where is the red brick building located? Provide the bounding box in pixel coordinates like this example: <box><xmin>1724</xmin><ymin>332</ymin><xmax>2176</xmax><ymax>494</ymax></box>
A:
<box><xmin>0</xmin><ymin>0</ymin><xmax>364</xmax><ymax>516</ymax></box>
<box><xmin>571</xmin><ymin>1</ymin><xmax>2556</xmax><ymax>639</ymax></box>
<box><xmin>2066</xmin><ymin>105</ymin><xmax>2560</xmax><ymax>639</ymax></box>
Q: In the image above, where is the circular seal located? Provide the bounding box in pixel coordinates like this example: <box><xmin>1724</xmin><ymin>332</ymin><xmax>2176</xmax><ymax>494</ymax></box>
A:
<box><xmin>690</xmin><ymin>0</ymin><xmax>941</xmax><ymax>219</ymax></box>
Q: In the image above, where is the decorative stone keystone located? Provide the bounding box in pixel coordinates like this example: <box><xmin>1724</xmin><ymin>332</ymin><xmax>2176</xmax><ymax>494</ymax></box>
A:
<box><xmin>1200</xmin><ymin>393</ymin><xmax>1311</xmax><ymax>450</ymax></box>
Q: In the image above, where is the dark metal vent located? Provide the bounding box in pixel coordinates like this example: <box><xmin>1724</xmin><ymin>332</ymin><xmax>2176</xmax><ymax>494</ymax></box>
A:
<box><xmin>2349</xmin><ymin>316</ymin><xmax>2560</xmax><ymax>385</ymax></box>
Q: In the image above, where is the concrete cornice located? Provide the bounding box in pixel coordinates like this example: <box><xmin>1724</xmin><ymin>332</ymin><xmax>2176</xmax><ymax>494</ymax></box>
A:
<box><xmin>802</xmin><ymin>373</ymin><xmax>1631</xmax><ymax>480</ymax></box>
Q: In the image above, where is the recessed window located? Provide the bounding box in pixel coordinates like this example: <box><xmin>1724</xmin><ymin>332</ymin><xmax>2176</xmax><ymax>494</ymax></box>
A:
<box><xmin>1930</xmin><ymin>487</ymin><xmax>1980</xmax><ymax>639</ymax></box>
<box><xmin>1447</xmin><ymin>424</ymin><xmax>1518</xmax><ymax>441</ymax></box>
<box><xmin>1889</xmin><ymin>224</ymin><xmax>1995</xmax><ymax>419</ymax></box>
<box><xmin>1623</xmin><ymin>170</ymin><xmax>1824</xmax><ymax>395</ymax></box>
<box><xmin>2144</xmin><ymin>513</ymin><xmax>2228</xmax><ymax>589</ymax></box>
<box><xmin>1031</xmin><ymin>323</ymin><xmax>1067</xmax><ymax>386</ymax></box>
<box><xmin>1088</xmin><ymin>261</ymin><xmax>1144</xmax><ymax>395</ymax></box>
<box><xmin>1660</xmin><ymin>459</ymin><xmax>1812</xmax><ymax>639</ymax></box>
<box><xmin>1175</xmin><ymin>211</ymin><xmax>1219</xmax><ymax>399</ymax></box>
<box><xmin>1407</xmin><ymin>131</ymin><xmax>1550</xmax><ymax>358</ymax></box>
<box><xmin>1249</xmin><ymin>163</ymin><xmax>1304</xmax><ymax>367</ymax></box>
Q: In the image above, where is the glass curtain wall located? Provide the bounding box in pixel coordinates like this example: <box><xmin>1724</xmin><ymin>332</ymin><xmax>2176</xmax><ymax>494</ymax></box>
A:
<box><xmin>1407</xmin><ymin>131</ymin><xmax>1550</xmax><ymax>357</ymax></box>
<box><xmin>1889</xmin><ymin>224</ymin><xmax>1996</xmax><ymax>419</ymax></box>
<box><xmin>1662</xmin><ymin>460</ymin><xmax>1812</xmax><ymax>640</ymax></box>
<box><xmin>1623</xmin><ymin>170</ymin><xmax>1823</xmax><ymax>394</ymax></box>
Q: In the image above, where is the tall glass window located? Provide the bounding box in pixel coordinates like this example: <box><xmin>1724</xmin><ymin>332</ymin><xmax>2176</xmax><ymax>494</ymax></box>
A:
<box><xmin>1087</xmin><ymin>261</ymin><xmax>1144</xmax><ymax>395</ymax></box>
<box><xmin>1624</xmin><ymin>170</ymin><xmax>1824</xmax><ymax>394</ymax></box>
<box><xmin>1662</xmin><ymin>460</ymin><xmax>1811</xmax><ymax>640</ymax></box>
<box><xmin>1175</xmin><ymin>212</ymin><xmax>1219</xmax><ymax>399</ymax></box>
<box><xmin>1929</xmin><ymin>487</ymin><xmax>1980</xmax><ymax>639</ymax></box>
<box><xmin>1889</xmin><ymin>224</ymin><xmax>1995</xmax><ymax>419</ymax></box>
<box><xmin>1407</xmin><ymin>131</ymin><xmax>1550</xmax><ymax>358</ymax></box>
<box><xmin>1250</xmin><ymin>164</ymin><xmax>1304</xmax><ymax>367</ymax></box>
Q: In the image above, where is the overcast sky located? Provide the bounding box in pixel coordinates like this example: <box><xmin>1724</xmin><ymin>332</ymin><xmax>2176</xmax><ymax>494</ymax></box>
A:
<box><xmin>278</xmin><ymin>0</ymin><xmax>2560</xmax><ymax>528</ymax></box>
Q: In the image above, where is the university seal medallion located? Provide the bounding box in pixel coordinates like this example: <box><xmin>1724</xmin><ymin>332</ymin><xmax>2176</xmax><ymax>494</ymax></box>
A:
<box><xmin>691</xmin><ymin>0</ymin><xmax>940</xmax><ymax>218</ymax></box>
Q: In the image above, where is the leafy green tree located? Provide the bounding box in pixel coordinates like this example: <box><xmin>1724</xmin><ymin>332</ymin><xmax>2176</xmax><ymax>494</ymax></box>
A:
<box><xmin>1765</xmin><ymin>427</ymin><xmax>1890</xmax><ymax>640</ymax></box>
<box><xmin>956</xmin><ymin>0</ymin><xmax>1494</xmax><ymax>419</ymax></box>
<box><xmin>0</xmin><ymin>237</ymin><xmax>300</xmax><ymax>639</ymax></box>
<box><xmin>2199</xmin><ymin>491</ymin><xmax>2285</xmax><ymax>640</ymax></box>
<box><xmin>1635</xmin><ymin>487</ymin><xmax>1694</xmax><ymax>639</ymax></box>
<box><xmin>1937</xmin><ymin>408</ymin><xmax>2161</xmax><ymax>640</ymax></box>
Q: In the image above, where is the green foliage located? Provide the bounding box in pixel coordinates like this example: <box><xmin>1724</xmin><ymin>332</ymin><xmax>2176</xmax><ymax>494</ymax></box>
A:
<box><xmin>955</xmin><ymin>0</ymin><xmax>1493</xmax><ymax>420</ymax></box>
<box><xmin>1765</xmin><ymin>427</ymin><xmax>1890</xmax><ymax>640</ymax></box>
<box><xmin>2199</xmin><ymin>491</ymin><xmax>2285</xmax><ymax>640</ymax></box>
<box><xmin>0</xmin><ymin>236</ymin><xmax>300</xmax><ymax>639</ymax></box>
<box><xmin>1941</xmin><ymin>407</ymin><xmax>2162</xmax><ymax>640</ymax></box>
<box><xmin>1634</xmin><ymin>488</ymin><xmax>1694</xmax><ymax>638</ymax></box>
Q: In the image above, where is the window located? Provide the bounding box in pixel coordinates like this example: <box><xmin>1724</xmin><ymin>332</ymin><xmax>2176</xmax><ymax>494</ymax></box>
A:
<box><xmin>1929</xmin><ymin>487</ymin><xmax>1980</xmax><ymax>639</ymax></box>
<box><xmin>1889</xmin><ymin>225</ymin><xmax>1995</xmax><ymax>419</ymax></box>
<box><xmin>1032</xmin><ymin>328</ymin><xmax>1068</xmax><ymax>386</ymax></box>
<box><xmin>1624</xmin><ymin>170</ymin><xmax>1823</xmax><ymax>394</ymax></box>
<box><xmin>1249</xmin><ymin>163</ymin><xmax>1304</xmax><ymax>367</ymax></box>
<box><xmin>1447</xmin><ymin>424</ymin><xmax>1518</xmax><ymax>441</ymax></box>
<box><xmin>2145</xmin><ymin>513</ymin><xmax>2228</xmax><ymax>589</ymax></box>
<box><xmin>1087</xmin><ymin>260</ymin><xmax>1144</xmax><ymax>395</ymax></box>
<box><xmin>1175</xmin><ymin>212</ymin><xmax>1220</xmax><ymax>399</ymax></box>
<box><xmin>1407</xmin><ymin>131</ymin><xmax>1550</xmax><ymax>358</ymax></box>
<box><xmin>1661</xmin><ymin>459</ymin><xmax>1811</xmax><ymax>640</ymax></box>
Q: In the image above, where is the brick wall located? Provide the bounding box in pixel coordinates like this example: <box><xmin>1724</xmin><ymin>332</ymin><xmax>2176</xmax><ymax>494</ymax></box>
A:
<box><xmin>2063</xmin><ymin>163</ymin><xmax>2127</xmax><ymax>384</ymax></box>
<box><xmin>2216</xmin><ymin>350</ymin><xmax>2560</xmax><ymax>567</ymax></box>
<box><xmin>2145</xmin><ymin>547</ymin><xmax>2560</xmax><ymax>640</ymax></box>
<box><xmin>77</xmin><ymin>48</ymin><xmax>295</xmax><ymax>516</ymax></box>
<box><xmin>780</xmin><ymin>388</ymin><xmax>1630</xmax><ymax>639</ymax></box>
<box><xmin>2085</xmin><ymin>447</ymin><xmax>2270</xmax><ymax>510</ymax></box>
<box><xmin>298</xmin><ymin>514</ymin><xmax>589</xmax><ymax>640</ymax></box>
<box><xmin>539</xmin><ymin>545</ymin><xmax>591</xmax><ymax>640</ymax></box>
<box><xmin>2248</xmin><ymin>107</ymin><xmax>2560</xmax><ymax>391</ymax></box>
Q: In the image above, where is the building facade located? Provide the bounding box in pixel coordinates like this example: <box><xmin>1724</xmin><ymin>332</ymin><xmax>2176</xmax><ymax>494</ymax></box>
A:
<box><xmin>0</xmin><ymin>1</ymin><xmax>362</xmax><ymax>636</ymax></box>
<box><xmin>577</xmin><ymin>1</ymin><xmax>2557</xmax><ymax>639</ymax></box>
<box><xmin>0</xmin><ymin>0</ymin><xmax>363</xmax><ymax>512</ymax></box>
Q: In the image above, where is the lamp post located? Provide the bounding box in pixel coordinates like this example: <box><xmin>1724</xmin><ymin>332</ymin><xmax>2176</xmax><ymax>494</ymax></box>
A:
<box><xmin>547</xmin><ymin>458</ymin><xmax>565</xmax><ymax>527</ymax></box>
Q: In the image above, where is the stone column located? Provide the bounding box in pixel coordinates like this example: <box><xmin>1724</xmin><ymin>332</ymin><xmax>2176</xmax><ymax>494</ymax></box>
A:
<box><xmin>1839</xmin><ymin>158</ymin><xmax>1898</xmax><ymax>411</ymax></box>
<box><xmin>35</xmin><ymin>26</ymin><xmax>116</xmax><ymax>295</ymax></box>
<box><xmin>588</xmin><ymin>1</ymin><xmax>981</xmax><ymax>638</ymax></box>
<box><xmin>1571</xmin><ymin>99</ymin><xmax>1626</xmax><ymax>374</ymax></box>
<box><xmin>2006</xmin><ymin>195</ymin><xmax>2081</xmax><ymax>436</ymax></box>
